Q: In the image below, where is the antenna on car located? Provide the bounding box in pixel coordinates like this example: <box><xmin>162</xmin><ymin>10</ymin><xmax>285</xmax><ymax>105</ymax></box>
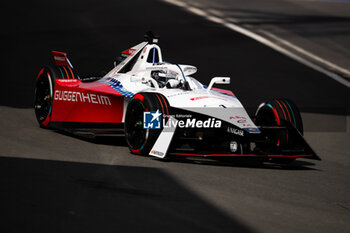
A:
<box><xmin>144</xmin><ymin>31</ymin><xmax>159</xmax><ymax>44</ymax></box>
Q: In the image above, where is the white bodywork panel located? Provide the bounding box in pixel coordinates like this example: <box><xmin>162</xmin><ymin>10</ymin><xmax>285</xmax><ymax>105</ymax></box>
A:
<box><xmin>102</xmin><ymin>40</ymin><xmax>260</xmax><ymax>156</ymax></box>
<box><xmin>151</xmin><ymin>88</ymin><xmax>258</xmax><ymax>131</ymax></box>
<box><xmin>149</xmin><ymin>116</ymin><xmax>178</xmax><ymax>158</ymax></box>
<box><xmin>104</xmin><ymin>41</ymin><xmax>148</xmax><ymax>77</ymax></box>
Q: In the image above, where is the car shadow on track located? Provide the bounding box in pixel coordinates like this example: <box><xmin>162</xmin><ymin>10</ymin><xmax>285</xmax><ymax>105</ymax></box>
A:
<box><xmin>55</xmin><ymin>130</ymin><xmax>129</xmax><ymax>147</ymax></box>
<box><xmin>0</xmin><ymin>156</ymin><xmax>255</xmax><ymax>233</ymax></box>
<box><xmin>158</xmin><ymin>157</ymin><xmax>319</xmax><ymax>171</ymax></box>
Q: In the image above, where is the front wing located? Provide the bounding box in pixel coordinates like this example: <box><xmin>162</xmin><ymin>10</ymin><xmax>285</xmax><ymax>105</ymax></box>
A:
<box><xmin>149</xmin><ymin>111</ymin><xmax>320</xmax><ymax>161</ymax></box>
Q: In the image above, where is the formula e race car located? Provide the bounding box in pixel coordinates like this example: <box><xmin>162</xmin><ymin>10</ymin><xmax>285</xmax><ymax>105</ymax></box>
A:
<box><xmin>34</xmin><ymin>32</ymin><xmax>320</xmax><ymax>163</ymax></box>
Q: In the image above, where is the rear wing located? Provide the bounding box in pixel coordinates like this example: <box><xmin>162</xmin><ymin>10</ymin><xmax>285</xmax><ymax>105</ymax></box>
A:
<box><xmin>52</xmin><ymin>51</ymin><xmax>73</xmax><ymax>68</ymax></box>
<box><xmin>51</xmin><ymin>51</ymin><xmax>78</xmax><ymax>79</ymax></box>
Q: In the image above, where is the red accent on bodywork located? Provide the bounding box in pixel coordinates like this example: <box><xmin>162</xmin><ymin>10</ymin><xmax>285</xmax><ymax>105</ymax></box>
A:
<box><xmin>51</xmin><ymin>80</ymin><xmax>124</xmax><ymax>123</ymax></box>
<box><xmin>55</xmin><ymin>80</ymin><xmax>124</xmax><ymax>96</ymax></box>
<box><xmin>56</xmin><ymin>79</ymin><xmax>81</xmax><ymax>87</ymax></box>
<box><xmin>190</xmin><ymin>96</ymin><xmax>210</xmax><ymax>101</ymax></box>
<box><xmin>212</xmin><ymin>87</ymin><xmax>235</xmax><ymax>96</ymax></box>
<box><xmin>169</xmin><ymin>153</ymin><xmax>313</xmax><ymax>158</ymax></box>
<box><xmin>122</xmin><ymin>48</ymin><xmax>136</xmax><ymax>55</ymax></box>
<box><xmin>133</xmin><ymin>94</ymin><xmax>144</xmax><ymax>102</ymax></box>
<box><xmin>190</xmin><ymin>96</ymin><xmax>227</xmax><ymax>101</ymax></box>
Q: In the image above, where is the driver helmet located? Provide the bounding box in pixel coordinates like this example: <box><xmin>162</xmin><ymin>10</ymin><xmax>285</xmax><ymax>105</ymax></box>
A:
<box><xmin>151</xmin><ymin>69</ymin><xmax>181</xmax><ymax>88</ymax></box>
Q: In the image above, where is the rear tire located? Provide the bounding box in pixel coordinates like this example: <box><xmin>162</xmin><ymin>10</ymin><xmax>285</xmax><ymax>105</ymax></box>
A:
<box><xmin>34</xmin><ymin>66</ymin><xmax>59</xmax><ymax>128</ymax></box>
<box><xmin>124</xmin><ymin>93</ymin><xmax>170</xmax><ymax>155</ymax></box>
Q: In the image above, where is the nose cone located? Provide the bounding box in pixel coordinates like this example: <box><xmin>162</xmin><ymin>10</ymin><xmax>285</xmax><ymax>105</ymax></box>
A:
<box><xmin>166</xmin><ymin>89</ymin><xmax>242</xmax><ymax>108</ymax></box>
<box><xmin>163</xmin><ymin>89</ymin><xmax>260</xmax><ymax>131</ymax></box>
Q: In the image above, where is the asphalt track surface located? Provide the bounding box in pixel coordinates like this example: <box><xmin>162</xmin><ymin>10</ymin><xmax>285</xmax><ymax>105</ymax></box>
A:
<box><xmin>166</xmin><ymin>0</ymin><xmax>350</xmax><ymax>78</ymax></box>
<box><xmin>1</xmin><ymin>1</ymin><xmax>350</xmax><ymax>233</ymax></box>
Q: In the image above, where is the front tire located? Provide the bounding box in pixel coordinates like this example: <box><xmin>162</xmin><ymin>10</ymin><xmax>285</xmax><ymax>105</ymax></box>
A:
<box><xmin>255</xmin><ymin>98</ymin><xmax>303</xmax><ymax>134</ymax></box>
<box><xmin>255</xmin><ymin>98</ymin><xmax>303</xmax><ymax>163</ymax></box>
<box><xmin>124</xmin><ymin>93</ymin><xmax>170</xmax><ymax>155</ymax></box>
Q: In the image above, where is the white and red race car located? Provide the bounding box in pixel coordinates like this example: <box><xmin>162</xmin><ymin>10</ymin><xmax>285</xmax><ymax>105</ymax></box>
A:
<box><xmin>34</xmin><ymin>32</ymin><xmax>320</xmax><ymax>163</ymax></box>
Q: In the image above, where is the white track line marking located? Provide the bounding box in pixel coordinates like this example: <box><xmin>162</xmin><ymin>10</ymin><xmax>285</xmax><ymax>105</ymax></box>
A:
<box><xmin>162</xmin><ymin>0</ymin><xmax>350</xmax><ymax>88</ymax></box>
<box><xmin>227</xmin><ymin>17</ymin><xmax>239</xmax><ymax>23</ymax></box>
<box><xmin>187</xmin><ymin>6</ymin><xmax>207</xmax><ymax>16</ymax></box>
<box><xmin>207</xmin><ymin>9</ymin><xmax>224</xmax><ymax>17</ymax></box>
<box><xmin>260</xmin><ymin>29</ymin><xmax>350</xmax><ymax>77</ymax></box>
<box><xmin>207</xmin><ymin>16</ymin><xmax>225</xmax><ymax>24</ymax></box>
<box><xmin>166</xmin><ymin>0</ymin><xmax>186</xmax><ymax>7</ymax></box>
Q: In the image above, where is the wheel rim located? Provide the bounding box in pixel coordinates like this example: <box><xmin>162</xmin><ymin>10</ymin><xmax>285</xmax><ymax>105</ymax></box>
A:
<box><xmin>125</xmin><ymin>100</ymin><xmax>147</xmax><ymax>149</ymax></box>
<box><xmin>34</xmin><ymin>75</ymin><xmax>52</xmax><ymax>123</ymax></box>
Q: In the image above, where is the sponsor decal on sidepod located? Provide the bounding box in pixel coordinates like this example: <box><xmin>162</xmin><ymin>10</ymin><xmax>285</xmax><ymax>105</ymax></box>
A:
<box><xmin>54</xmin><ymin>90</ymin><xmax>111</xmax><ymax>105</ymax></box>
